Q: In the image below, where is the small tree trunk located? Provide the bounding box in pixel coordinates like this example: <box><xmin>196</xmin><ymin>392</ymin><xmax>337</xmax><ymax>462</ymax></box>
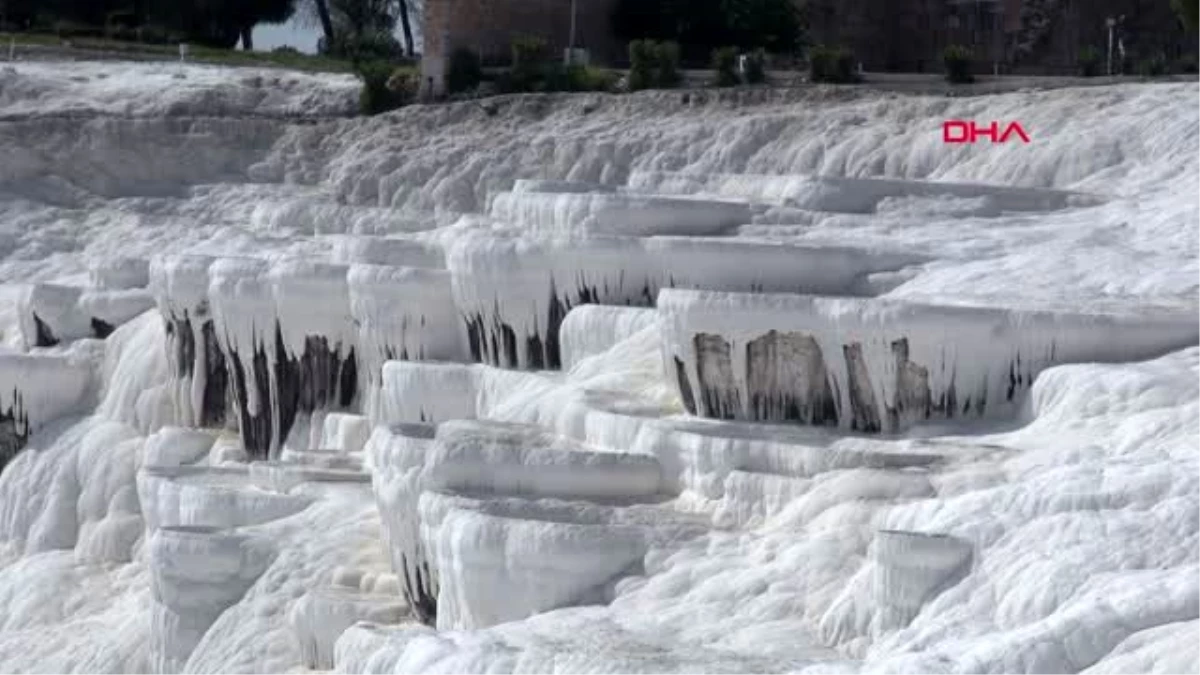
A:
<box><xmin>399</xmin><ymin>0</ymin><xmax>415</xmax><ymax>57</ymax></box>
<box><xmin>314</xmin><ymin>0</ymin><xmax>336</xmax><ymax>50</ymax></box>
<box><xmin>241</xmin><ymin>25</ymin><xmax>254</xmax><ymax>51</ymax></box>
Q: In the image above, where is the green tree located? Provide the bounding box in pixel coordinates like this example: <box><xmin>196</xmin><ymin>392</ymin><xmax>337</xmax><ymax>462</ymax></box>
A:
<box><xmin>1172</xmin><ymin>0</ymin><xmax>1198</xmax><ymax>31</ymax></box>
<box><xmin>303</xmin><ymin>0</ymin><xmax>419</xmax><ymax>59</ymax></box>
<box><xmin>144</xmin><ymin>0</ymin><xmax>297</xmax><ymax>48</ymax></box>
<box><xmin>613</xmin><ymin>0</ymin><xmax>800</xmax><ymax>64</ymax></box>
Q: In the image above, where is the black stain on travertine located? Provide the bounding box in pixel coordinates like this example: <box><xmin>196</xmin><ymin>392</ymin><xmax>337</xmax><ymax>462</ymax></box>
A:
<box><xmin>401</xmin><ymin>551</ymin><xmax>438</xmax><ymax>626</ymax></box>
<box><xmin>887</xmin><ymin>337</ymin><xmax>932</xmax><ymax>430</ymax></box>
<box><xmin>228</xmin><ymin>340</ymin><xmax>274</xmax><ymax>460</ymax></box>
<box><xmin>90</xmin><ymin>318</ymin><xmax>115</xmax><ymax>339</ymax></box>
<box><xmin>674</xmin><ymin>356</ymin><xmax>697</xmax><ymax>415</ymax></box>
<box><xmin>463</xmin><ymin>275</ymin><xmax>662</xmax><ymax>370</ymax></box>
<box><xmin>200</xmin><ymin>320</ymin><xmax>230</xmax><ymax>427</ymax></box>
<box><xmin>843</xmin><ymin>342</ymin><xmax>882</xmax><ymax>433</ymax></box>
<box><xmin>32</xmin><ymin>313</ymin><xmax>58</xmax><ymax>347</ymax></box>
<box><xmin>694</xmin><ymin>333</ymin><xmax>740</xmax><ymax>419</ymax></box>
<box><xmin>0</xmin><ymin>392</ymin><xmax>30</xmax><ymax>474</ymax></box>
<box><xmin>745</xmin><ymin>330</ymin><xmax>839</xmax><ymax>425</ymax></box>
<box><xmin>227</xmin><ymin>324</ymin><xmax>357</xmax><ymax>461</ymax></box>
<box><xmin>164</xmin><ymin>311</ymin><xmax>229</xmax><ymax>428</ymax></box>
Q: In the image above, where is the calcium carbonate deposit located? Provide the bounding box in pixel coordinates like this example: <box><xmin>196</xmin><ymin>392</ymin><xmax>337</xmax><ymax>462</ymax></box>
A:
<box><xmin>0</xmin><ymin>60</ymin><xmax>1197</xmax><ymax>674</ymax></box>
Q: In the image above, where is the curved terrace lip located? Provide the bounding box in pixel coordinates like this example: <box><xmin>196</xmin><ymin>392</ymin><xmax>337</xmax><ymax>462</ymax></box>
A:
<box><xmin>158</xmin><ymin>524</ymin><xmax>228</xmax><ymax>536</ymax></box>
<box><xmin>875</xmin><ymin>529</ymin><xmax>955</xmax><ymax>539</ymax></box>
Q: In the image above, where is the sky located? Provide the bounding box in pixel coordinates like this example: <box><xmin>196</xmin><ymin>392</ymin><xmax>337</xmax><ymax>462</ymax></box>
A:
<box><xmin>253</xmin><ymin>20</ymin><xmax>324</xmax><ymax>53</ymax></box>
<box><xmin>252</xmin><ymin>16</ymin><xmax>420</xmax><ymax>54</ymax></box>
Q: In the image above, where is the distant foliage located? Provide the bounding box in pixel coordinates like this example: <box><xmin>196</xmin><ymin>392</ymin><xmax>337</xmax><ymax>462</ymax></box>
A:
<box><xmin>1179</xmin><ymin>53</ymin><xmax>1199</xmax><ymax>73</ymax></box>
<box><xmin>324</xmin><ymin>32</ymin><xmax>406</xmax><ymax>63</ymax></box>
<box><xmin>387</xmin><ymin>67</ymin><xmax>419</xmax><ymax>102</ymax></box>
<box><xmin>356</xmin><ymin>61</ymin><xmax>412</xmax><ymax>115</ymax></box>
<box><xmin>544</xmin><ymin>65</ymin><xmax>620</xmax><ymax>92</ymax></box>
<box><xmin>943</xmin><ymin>44</ymin><xmax>975</xmax><ymax>84</ymax></box>
<box><xmin>54</xmin><ymin>20</ymin><xmax>105</xmax><ymax>39</ymax></box>
<box><xmin>628</xmin><ymin>39</ymin><xmax>682</xmax><ymax>90</ymax></box>
<box><xmin>1172</xmin><ymin>0</ymin><xmax>1199</xmax><ymax>32</ymax></box>
<box><xmin>612</xmin><ymin>0</ymin><xmax>801</xmax><ymax>64</ymax></box>
<box><xmin>1078</xmin><ymin>46</ymin><xmax>1101</xmax><ymax>77</ymax></box>
<box><xmin>713</xmin><ymin>46</ymin><xmax>740</xmax><ymax>87</ymax></box>
<box><xmin>743</xmin><ymin>48</ymin><xmax>767</xmax><ymax>84</ymax></box>
<box><xmin>493</xmin><ymin>37</ymin><xmax>617</xmax><ymax>94</ymax></box>
<box><xmin>656</xmin><ymin>41</ymin><xmax>681</xmax><ymax>87</ymax></box>
<box><xmin>628</xmin><ymin>39</ymin><xmax>658</xmax><ymax>91</ymax></box>
<box><xmin>808</xmin><ymin>45</ymin><xmax>858</xmax><ymax>84</ymax></box>
<box><xmin>510</xmin><ymin>35</ymin><xmax>551</xmax><ymax>91</ymax></box>
<box><xmin>448</xmin><ymin>48</ymin><xmax>483</xmax><ymax>93</ymax></box>
<box><xmin>137</xmin><ymin>25</ymin><xmax>175</xmax><ymax>44</ymax></box>
<box><xmin>1138</xmin><ymin>52</ymin><xmax>1170</xmax><ymax>76</ymax></box>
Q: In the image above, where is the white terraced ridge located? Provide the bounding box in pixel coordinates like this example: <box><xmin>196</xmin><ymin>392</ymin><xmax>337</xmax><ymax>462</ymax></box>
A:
<box><xmin>0</xmin><ymin>61</ymin><xmax>1195</xmax><ymax>675</ymax></box>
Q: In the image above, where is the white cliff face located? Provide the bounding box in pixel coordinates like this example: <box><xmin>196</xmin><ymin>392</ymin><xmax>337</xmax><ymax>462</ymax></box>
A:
<box><xmin>0</xmin><ymin>61</ymin><xmax>1196</xmax><ymax>675</ymax></box>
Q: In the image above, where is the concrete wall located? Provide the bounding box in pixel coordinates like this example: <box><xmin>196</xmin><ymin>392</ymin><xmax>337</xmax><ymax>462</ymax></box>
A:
<box><xmin>423</xmin><ymin>0</ymin><xmax>623</xmax><ymax>66</ymax></box>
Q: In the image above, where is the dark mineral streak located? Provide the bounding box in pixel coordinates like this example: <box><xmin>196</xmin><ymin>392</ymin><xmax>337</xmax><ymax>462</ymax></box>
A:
<box><xmin>694</xmin><ymin>333</ymin><xmax>740</xmax><ymax>419</ymax></box>
<box><xmin>745</xmin><ymin>330</ymin><xmax>839</xmax><ymax>426</ymax></box>
<box><xmin>228</xmin><ymin>325</ymin><xmax>357</xmax><ymax>460</ymax></box>
<box><xmin>0</xmin><ymin>393</ymin><xmax>30</xmax><ymax>474</ymax></box>
<box><xmin>164</xmin><ymin>311</ymin><xmax>229</xmax><ymax>428</ymax></box>
<box><xmin>887</xmin><ymin>337</ymin><xmax>932</xmax><ymax>431</ymax></box>
<box><xmin>463</xmin><ymin>275</ymin><xmax>661</xmax><ymax>370</ymax></box>
<box><xmin>843</xmin><ymin>342</ymin><xmax>882</xmax><ymax>433</ymax></box>
<box><xmin>402</xmin><ymin>552</ymin><xmax>438</xmax><ymax>626</ymax></box>
<box><xmin>32</xmin><ymin>313</ymin><xmax>58</xmax><ymax>347</ymax></box>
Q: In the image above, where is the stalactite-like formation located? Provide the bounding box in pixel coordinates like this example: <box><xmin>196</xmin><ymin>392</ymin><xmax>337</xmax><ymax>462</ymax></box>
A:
<box><xmin>694</xmin><ymin>333</ymin><xmax>740</xmax><ymax>420</ymax></box>
<box><xmin>227</xmin><ymin>340</ymin><xmax>274</xmax><ymax>460</ymax></box>
<box><xmin>162</xmin><ymin>312</ymin><xmax>229</xmax><ymax>429</ymax></box>
<box><xmin>746</xmin><ymin>331</ymin><xmax>839</xmax><ymax>426</ymax></box>
<box><xmin>660</xmin><ymin>289</ymin><xmax>1199</xmax><ymax>434</ymax></box>
<box><xmin>0</xmin><ymin>393</ymin><xmax>30</xmax><ymax>473</ymax></box>
<box><xmin>887</xmin><ymin>338</ymin><xmax>933</xmax><ymax>431</ymax></box>
<box><xmin>32</xmin><ymin>314</ymin><xmax>58</xmax><ymax>347</ymax></box>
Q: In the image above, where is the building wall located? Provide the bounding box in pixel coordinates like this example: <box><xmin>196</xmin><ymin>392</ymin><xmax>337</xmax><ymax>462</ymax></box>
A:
<box><xmin>802</xmin><ymin>0</ymin><xmax>1194</xmax><ymax>74</ymax></box>
<box><xmin>423</xmin><ymin>0</ymin><xmax>624</xmax><ymax>65</ymax></box>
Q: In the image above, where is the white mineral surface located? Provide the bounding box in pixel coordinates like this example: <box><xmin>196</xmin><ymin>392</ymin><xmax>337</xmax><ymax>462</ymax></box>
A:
<box><xmin>0</xmin><ymin>61</ymin><xmax>1195</xmax><ymax>674</ymax></box>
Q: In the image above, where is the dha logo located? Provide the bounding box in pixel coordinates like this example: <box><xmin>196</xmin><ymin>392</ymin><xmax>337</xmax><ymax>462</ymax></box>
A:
<box><xmin>943</xmin><ymin>120</ymin><xmax>1031</xmax><ymax>144</ymax></box>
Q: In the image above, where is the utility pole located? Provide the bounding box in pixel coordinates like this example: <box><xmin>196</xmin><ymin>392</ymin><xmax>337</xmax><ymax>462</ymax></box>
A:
<box><xmin>567</xmin><ymin>0</ymin><xmax>578</xmax><ymax>64</ymax></box>
<box><xmin>1106</xmin><ymin>16</ymin><xmax>1115</xmax><ymax>75</ymax></box>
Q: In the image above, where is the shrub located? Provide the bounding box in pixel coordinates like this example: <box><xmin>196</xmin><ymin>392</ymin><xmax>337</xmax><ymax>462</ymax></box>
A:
<box><xmin>55</xmin><ymin>20</ymin><xmax>105</xmax><ymax>40</ymax></box>
<box><xmin>1078</xmin><ymin>45</ymin><xmax>1101</xmax><ymax>77</ymax></box>
<box><xmin>808</xmin><ymin>45</ymin><xmax>858</xmax><ymax>83</ymax></box>
<box><xmin>1120</xmin><ymin>53</ymin><xmax>1135</xmax><ymax>75</ymax></box>
<box><xmin>627</xmin><ymin>39</ymin><xmax>681</xmax><ymax>91</ymax></box>
<box><xmin>1138</xmin><ymin>52</ymin><xmax>1169</xmax><ymax>76</ymax></box>
<box><xmin>744</xmin><ymin>49</ymin><xmax>768</xmax><ymax>84</ymax></box>
<box><xmin>273</xmin><ymin>45</ymin><xmax>302</xmax><ymax>56</ymax></box>
<box><xmin>511</xmin><ymin>35</ymin><xmax>550</xmax><ymax>89</ymax></box>
<box><xmin>1179</xmin><ymin>53</ymin><xmax>1199</xmax><ymax>73</ymax></box>
<box><xmin>713</xmin><ymin>46</ymin><xmax>740</xmax><ymax>87</ymax></box>
<box><xmin>448</xmin><ymin>47</ymin><xmax>483</xmax><ymax>93</ymax></box>
<box><xmin>628</xmin><ymin>39</ymin><xmax>657</xmax><ymax>91</ymax></box>
<box><xmin>356</xmin><ymin>61</ymin><xmax>409</xmax><ymax>115</ymax></box>
<box><xmin>387</xmin><ymin>68</ymin><xmax>419</xmax><ymax>104</ymax></box>
<box><xmin>137</xmin><ymin>24</ymin><xmax>171</xmax><ymax>44</ymax></box>
<box><xmin>943</xmin><ymin>44</ymin><xmax>974</xmax><ymax>84</ymax></box>
<box><xmin>544</xmin><ymin>64</ymin><xmax>620</xmax><ymax>92</ymax></box>
<box><xmin>325</xmin><ymin>33</ymin><xmax>405</xmax><ymax>62</ymax></box>
<box><xmin>106</xmin><ymin>25</ymin><xmax>137</xmax><ymax>42</ymax></box>
<box><xmin>655</xmin><ymin>41</ymin><xmax>681</xmax><ymax>88</ymax></box>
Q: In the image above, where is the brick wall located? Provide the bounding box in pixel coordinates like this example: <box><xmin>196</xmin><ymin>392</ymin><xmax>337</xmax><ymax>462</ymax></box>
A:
<box><xmin>424</xmin><ymin>0</ymin><xmax>624</xmax><ymax>65</ymax></box>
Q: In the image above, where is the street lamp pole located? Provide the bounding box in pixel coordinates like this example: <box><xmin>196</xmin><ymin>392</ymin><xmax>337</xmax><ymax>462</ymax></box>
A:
<box><xmin>1106</xmin><ymin>16</ymin><xmax>1115</xmax><ymax>75</ymax></box>
<box><xmin>568</xmin><ymin>0</ymin><xmax>578</xmax><ymax>63</ymax></box>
